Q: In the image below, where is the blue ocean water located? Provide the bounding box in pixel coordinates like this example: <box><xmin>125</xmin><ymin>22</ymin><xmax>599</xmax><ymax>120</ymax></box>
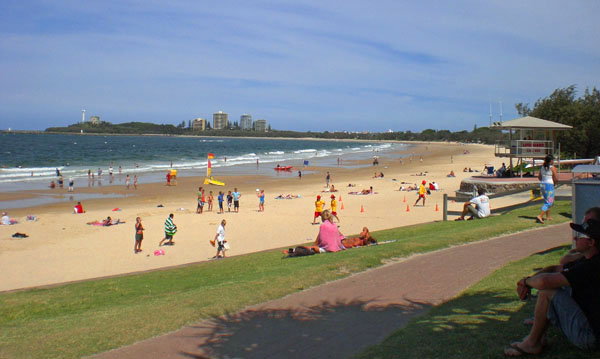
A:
<box><xmin>0</xmin><ymin>133</ymin><xmax>408</xmax><ymax>191</ymax></box>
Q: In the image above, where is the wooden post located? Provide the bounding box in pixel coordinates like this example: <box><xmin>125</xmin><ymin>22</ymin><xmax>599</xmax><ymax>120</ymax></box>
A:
<box><xmin>443</xmin><ymin>193</ymin><xmax>448</xmax><ymax>221</ymax></box>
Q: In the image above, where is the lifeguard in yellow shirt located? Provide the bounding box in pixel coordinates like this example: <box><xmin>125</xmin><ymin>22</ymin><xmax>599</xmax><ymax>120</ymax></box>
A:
<box><xmin>330</xmin><ymin>194</ymin><xmax>340</xmax><ymax>222</ymax></box>
<box><xmin>414</xmin><ymin>180</ymin><xmax>427</xmax><ymax>206</ymax></box>
<box><xmin>313</xmin><ymin>195</ymin><xmax>326</xmax><ymax>224</ymax></box>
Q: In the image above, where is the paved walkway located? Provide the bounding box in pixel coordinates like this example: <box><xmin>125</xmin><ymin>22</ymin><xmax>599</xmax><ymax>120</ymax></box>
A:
<box><xmin>93</xmin><ymin>223</ymin><xmax>572</xmax><ymax>359</ymax></box>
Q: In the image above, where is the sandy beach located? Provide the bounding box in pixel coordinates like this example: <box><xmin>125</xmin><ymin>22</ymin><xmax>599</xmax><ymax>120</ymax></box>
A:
<box><xmin>0</xmin><ymin>142</ymin><xmax>515</xmax><ymax>292</ymax></box>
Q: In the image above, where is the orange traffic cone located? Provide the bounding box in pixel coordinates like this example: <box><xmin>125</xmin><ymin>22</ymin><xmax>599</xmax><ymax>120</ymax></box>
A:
<box><xmin>435</xmin><ymin>204</ymin><xmax>439</xmax><ymax>212</ymax></box>
<box><xmin>406</xmin><ymin>205</ymin><xmax>410</xmax><ymax>212</ymax></box>
<box><xmin>403</xmin><ymin>196</ymin><xmax>406</xmax><ymax>203</ymax></box>
<box><xmin>360</xmin><ymin>205</ymin><xmax>365</xmax><ymax>213</ymax></box>
<box><xmin>341</xmin><ymin>202</ymin><xmax>344</xmax><ymax>210</ymax></box>
<box><xmin>339</xmin><ymin>195</ymin><xmax>342</xmax><ymax>201</ymax></box>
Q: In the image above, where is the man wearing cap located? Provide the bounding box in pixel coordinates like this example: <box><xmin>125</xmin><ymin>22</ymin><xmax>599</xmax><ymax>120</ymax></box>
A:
<box><xmin>313</xmin><ymin>195</ymin><xmax>326</xmax><ymax>224</ymax></box>
<box><xmin>414</xmin><ymin>180</ymin><xmax>427</xmax><ymax>207</ymax></box>
<box><xmin>504</xmin><ymin>217</ymin><xmax>600</xmax><ymax>356</ymax></box>
<box><xmin>330</xmin><ymin>194</ymin><xmax>340</xmax><ymax>223</ymax></box>
<box><xmin>455</xmin><ymin>187</ymin><xmax>490</xmax><ymax>220</ymax></box>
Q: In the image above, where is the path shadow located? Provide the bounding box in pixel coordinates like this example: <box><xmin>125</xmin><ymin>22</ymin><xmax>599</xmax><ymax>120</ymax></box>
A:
<box><xmin>178</xmin><ymin>298</ymin><xmax>432</xmax><ymax>359</ymax></box>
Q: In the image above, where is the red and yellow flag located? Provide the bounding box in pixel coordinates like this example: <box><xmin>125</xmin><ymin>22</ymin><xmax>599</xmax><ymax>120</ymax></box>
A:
<box><xmin>207</xmin><ymin>153</ymin><xmax>215</xmax><ymax>159</ymax></box>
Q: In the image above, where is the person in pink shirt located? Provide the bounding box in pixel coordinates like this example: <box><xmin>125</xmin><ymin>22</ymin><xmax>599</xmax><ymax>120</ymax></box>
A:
<box><xmin>315</xmin><ymin>210</ymin><xmax>345</xmax><ymax>253</ymax></box>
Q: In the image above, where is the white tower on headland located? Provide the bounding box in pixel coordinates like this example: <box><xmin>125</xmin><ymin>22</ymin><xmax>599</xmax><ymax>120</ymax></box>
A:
<box><xmin>82</xmin><ymin>109</ymin><xmax>86</xmax><ymax>123</ymax></box>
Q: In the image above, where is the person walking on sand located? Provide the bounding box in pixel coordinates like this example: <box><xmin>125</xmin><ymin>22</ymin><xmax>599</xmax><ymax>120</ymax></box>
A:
<box><xmin>159</xmin><ymin>213</ymin><xmax>177</xmax><ymax>246</ymax></box>
<box><xmin>133</xmin><ymin>175</ymin><xmax>138</xmax><ymax>189</ymax></box>
<box><xmin>537</xmin><ymin>155</ymin><xmax>558</xmax><ymax>224</ymax></box>
<box><xmin>330</xmin><ymin>194</ymin><xmax>340</xmax><ymax>222</ymax></box>
<box><xmin>313</xmin><ymin>195</ymin><xmax>326</xmax><ymax>224</ymax></box>
<box><xmin>414</xmin><ymin>180</ymin><xmax>427</xmax><ymax>206</ymax></box>
<box><xmin>257</xmin><ymin>189</ymin><xmax>265</xmax><ymax>212</ymax></box>
<box><xmin>68</xmin><ymin>177</ymin><xmax>74</xmax><ymax>192</ymax></box>
<box><xmin>233</xmin><ymin>188</ymin><xmax>241</xmax><ymax>213</ymax></box>
<box><xmin>326</xmin><ymin>171</ymin><xmax>331</xmax><ymax>188</ymax></box>
<box><xmin>213</xmin><ymin>219</ymin><xmax>227</xmax><ymax>259</ymax></box>
<box><xmin>125</xmin><ymin>174</ymin><xmax>130</xmax><ymax>190</ymax></box>
<box><xmin>134</xmin><ymin>217</ymin><xmax>144</xmax><ymax>253</ymax></box>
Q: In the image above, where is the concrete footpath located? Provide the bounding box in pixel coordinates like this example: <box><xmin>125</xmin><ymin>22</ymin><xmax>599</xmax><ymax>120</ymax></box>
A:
<box><xmin>93</xmin><ymin>223</ymin><xmax>572</xmax><ymax>359</ymax></box>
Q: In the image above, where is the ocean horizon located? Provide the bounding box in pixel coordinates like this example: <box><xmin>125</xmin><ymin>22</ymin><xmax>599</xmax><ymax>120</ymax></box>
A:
<box><xmin>0</xmin><ymin>133</ymin><xmax>410</xmax><ymax>193</ymax></box>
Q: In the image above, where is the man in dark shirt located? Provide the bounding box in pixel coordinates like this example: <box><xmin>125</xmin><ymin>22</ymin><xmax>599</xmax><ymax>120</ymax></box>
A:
<box><xmin>505</xmin><ymin>218</ymin><xmax>600</xmax><ymax>356</ymax></box>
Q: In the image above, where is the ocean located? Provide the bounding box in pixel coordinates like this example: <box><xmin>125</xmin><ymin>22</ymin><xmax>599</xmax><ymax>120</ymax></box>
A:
<box><xmin>0</xmin><ymin>133</ymin><xmax>409</xmax><ymax>192</ymax></box>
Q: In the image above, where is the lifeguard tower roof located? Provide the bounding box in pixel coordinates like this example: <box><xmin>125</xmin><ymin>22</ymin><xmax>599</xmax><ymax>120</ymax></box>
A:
<box><xmin>492</xmin><ymin>116</ymin><xmax>572</xmax><ymax>130</ymax></box>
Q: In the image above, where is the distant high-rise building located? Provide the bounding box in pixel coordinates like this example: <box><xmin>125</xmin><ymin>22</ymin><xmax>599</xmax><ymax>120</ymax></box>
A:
<box><xmin>213</xmin><ymin>111</ymin><xmax>228</xmax><ymax>130</ymax></box>
<box><xmin>240</xmin><ymin>114</ymin><xmax>253</xmax><ymax>130</ymax></box>
<box><xmin>192</xmin><ymin>118</ymin><xmax>207</xmax><ymax>131</ymax></box>
<box><xmin>254</xmin><ymin>119</ymin><xmax>267</xmax><ymax>132</ymax></box>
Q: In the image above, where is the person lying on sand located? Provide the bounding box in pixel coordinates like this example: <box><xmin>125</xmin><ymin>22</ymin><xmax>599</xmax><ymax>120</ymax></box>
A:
<box><xmin>1</xmin><ymin>212</ymin><xmax>18</xmax><ymax>225</ymax></box>
<box><xmin>275</xmin><ymin>194</ymin><xmax>299</xmax><ymax>199</ymax></box>
<box><xmin>322</xmin><ymin>184</ymin><xmax>338</xmax><ymax>192</ymax></box>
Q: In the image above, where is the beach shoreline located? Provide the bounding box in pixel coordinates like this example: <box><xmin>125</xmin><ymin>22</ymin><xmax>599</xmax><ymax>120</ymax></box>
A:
<box><xmin>0</xmin><ymin>142</ymin><xmax>515</xmax><ymax>292</ymax></box>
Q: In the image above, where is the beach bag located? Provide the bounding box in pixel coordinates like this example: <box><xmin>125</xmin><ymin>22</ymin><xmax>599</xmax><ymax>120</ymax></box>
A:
<box><xmin>288</xmin><ymin>246</ymin><xmax>316</xmax><ymax>257</ymax></box>
<box><xmin>223</xmin><ymin>242</ymin><xmax>230</xmax><ymax>250</ymax></box>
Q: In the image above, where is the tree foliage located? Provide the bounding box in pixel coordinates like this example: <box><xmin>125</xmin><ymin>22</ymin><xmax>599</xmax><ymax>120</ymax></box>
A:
<box><xmin>515</xmin><ymin>86</ymin><xmax>600</xmax><ymax>158</ymax></box>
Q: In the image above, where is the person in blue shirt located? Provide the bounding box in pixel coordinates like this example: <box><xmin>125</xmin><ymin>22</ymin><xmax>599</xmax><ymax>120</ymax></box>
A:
<box><xmin>217</xmin><ymin>191</ymin><xmax>224</xmax><ymax>214</ymax></box>
<box><xmin>233</xmin><ymin>188</ymin><xmax>241</xmax><ymax>213</ymax></box>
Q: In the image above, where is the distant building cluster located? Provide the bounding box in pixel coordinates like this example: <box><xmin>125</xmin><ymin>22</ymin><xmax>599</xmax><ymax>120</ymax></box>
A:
<box><xmin>192</xmin><ymin>111</ymin><xmax>269</xmax><ymax>132</ymax></box>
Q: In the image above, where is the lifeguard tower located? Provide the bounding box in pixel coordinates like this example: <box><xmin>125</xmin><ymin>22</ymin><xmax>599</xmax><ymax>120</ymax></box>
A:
<box><xmin>491</xmin><ymin>116</ymin><xmax>572</xmax><ymax>177</ymax></box>
<box><xmin>456</xmin><ymin>116</ymin><xmax>572</xmax><ymax>198</ymax></box>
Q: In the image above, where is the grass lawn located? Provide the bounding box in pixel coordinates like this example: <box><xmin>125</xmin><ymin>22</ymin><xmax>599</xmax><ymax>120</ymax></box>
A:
<box><xmin>0</xmin><ymin>201</ymin><xmax>572</xmax><ymax>358</ymax></box>
<box><xmin>355</xmin><ymin>246</ymin><xmax>586</xmax><ymax>358</ymax></box>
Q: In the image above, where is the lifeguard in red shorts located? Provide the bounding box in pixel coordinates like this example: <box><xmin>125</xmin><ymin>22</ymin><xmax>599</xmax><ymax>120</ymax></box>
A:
<box><xmin>313</xmin><ymin>195</ymin><xmax>326</xmax><ymax>224</ymax></box>
<box><xmin>330</xmin><ymin>194</ymin><xmax>340</xmax><ymax>222</ymax></box>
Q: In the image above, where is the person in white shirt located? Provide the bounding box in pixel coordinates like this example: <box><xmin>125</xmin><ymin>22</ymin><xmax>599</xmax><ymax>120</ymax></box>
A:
<box><xmin>213</xmin><ymin>219</ymin><xmax>227</xmax><ymax>259</ymax></box>
<box><xmin>455</xmin><ymin>188</ymin><xmax>490</xmax><ymax>220</ymax></box>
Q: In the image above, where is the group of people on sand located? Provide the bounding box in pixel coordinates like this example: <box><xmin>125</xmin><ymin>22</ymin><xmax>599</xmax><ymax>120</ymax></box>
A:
<box><xmin>373</xmin><ymin>172</ymin><xmax>384</xmax><ymax>178</ymax></box>
<box><xmin>197</xmin><ymin>187</ymin><xmax>245</xmax><ymax>214</ymax></box>
<box><xmin>285</xmin><ymin>210</ymin><xmax>377</xmax><ymax>257</ymax></box>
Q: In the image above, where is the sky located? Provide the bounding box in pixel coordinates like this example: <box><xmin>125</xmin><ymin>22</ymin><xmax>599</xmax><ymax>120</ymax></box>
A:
<box><xmin>0</xmin><ymin>1</ymin><xmax>598</xmax><ymax>132</ymax></box>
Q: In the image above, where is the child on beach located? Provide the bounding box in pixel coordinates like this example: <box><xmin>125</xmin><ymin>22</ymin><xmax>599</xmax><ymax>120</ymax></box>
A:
<box><xmin>257</xmin><ymin>189</ymin><xmax>265</xmax><ymax>212</ymax></box>
<box><xmin>208</xmin><ymin>191</ymin><xmax>214</xmax><ymax>211</ymax></box>
<box><xmin>125</xmin><ymin>174</ymin><xmax>130</xmax><ymax>189</ymax></box>
<box><xmin>313</xmin><ymin>195</ymin><xmax>326</xmax><ymax>224</ymax></box>
<box><xmin>218</xmin><ymin>191</ymin><xmax>224</xmax><ymax>214</ymax></box>
<box><xmin>227</xmin><ymin>191</ymin><xmax>233</xmax><ymax>212</ymax></box>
